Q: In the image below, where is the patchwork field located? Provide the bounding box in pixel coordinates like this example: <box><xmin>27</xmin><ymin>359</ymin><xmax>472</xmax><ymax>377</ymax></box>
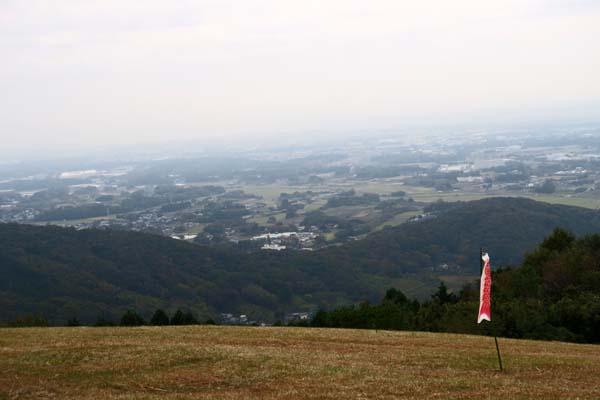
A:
<box><xmin>1</xmin><ymin>326</ymin><xmax>599</xmax><ymax>399</ymax></box>
<box><xmin>240</xmin><ymin>180</ymin><xmax>600</xmax><ymax>209</ymax></box>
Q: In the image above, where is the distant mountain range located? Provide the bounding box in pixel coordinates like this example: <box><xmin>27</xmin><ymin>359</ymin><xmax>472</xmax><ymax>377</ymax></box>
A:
<box><xmin>2</xmin><ymin>197</ymin><xmax>600</xmax><ymax>324</ymax></box>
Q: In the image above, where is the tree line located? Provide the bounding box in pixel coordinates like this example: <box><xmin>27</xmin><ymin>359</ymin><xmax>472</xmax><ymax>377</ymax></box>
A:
<box><xmin>2</xmin><ymin>225</ymin><xmax>599</xmax><ymax>344</ymax></box>
<box><xmin>299</xmin><ymin>228</ymin><xmax>600</xmax><ymax>344</ymax></box>
<box><xmin>5</xmin><ymin>309</ymin><xmax>216</xmax><ymax>328</ymax></box>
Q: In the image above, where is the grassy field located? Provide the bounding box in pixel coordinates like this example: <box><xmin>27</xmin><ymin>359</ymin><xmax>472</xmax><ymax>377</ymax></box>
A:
<box><xmin>375</xmin><ymin>210</ymin><xmax>422</xmax><ymax>231</ymax></box>
<box><xmin>1</xmin><ymin>326</ymin><xmax>599</xmax><ymax>399</ymax></box>
<box><xmin>238</xmin><ymin>181</ymin><xmax>600</xmax><ymax>210</ymax></box>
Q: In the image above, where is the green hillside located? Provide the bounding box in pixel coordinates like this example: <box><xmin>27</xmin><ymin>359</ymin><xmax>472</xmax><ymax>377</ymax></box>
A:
<box><xmin>1</xmin><ymin>222</ymin><xmax>410</xmax><ymax>324</ymax></box>
<box><xmin>343</xmin><ymin>197</ymin><xmax>600</xmax><ymax>272</ymax></box>
<box><xmin>2</xmin><ymin>197</ymin><xmax>600</xmax><ymax>325</ymax></box>
<box><xmin>312</xmin><ymin>228</ymin><xmax>600</xmax><ymax>343</ymax></box>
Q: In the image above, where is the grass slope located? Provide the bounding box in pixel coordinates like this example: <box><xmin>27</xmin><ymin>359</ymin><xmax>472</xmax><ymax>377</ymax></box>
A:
<box><xmin>1</xmin><ymin>326</ymin><xmax>599</xmax><ymax>399</ymax></box>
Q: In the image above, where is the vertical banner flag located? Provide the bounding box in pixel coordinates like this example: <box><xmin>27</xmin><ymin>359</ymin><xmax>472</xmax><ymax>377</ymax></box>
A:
<box><xmin>478</xmin><ymin>252</ymin><xmax>491</xmax><ymax>323</ymax></box>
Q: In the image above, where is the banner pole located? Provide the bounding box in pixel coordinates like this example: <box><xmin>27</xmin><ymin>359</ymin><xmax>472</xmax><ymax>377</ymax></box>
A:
<box><xmin>481</xmin><ymin>247</ymin><xmax>503</xmax><ymax>372</ymax></box>
<box><xmin>494</xmin><ymin>335</ymin><xmax>503</xmax><ymax>371</ymax></box>
<box><xmin>479</xmin><ymin>247</ymin><xmax>483</xmax><ymax>274</ymax></box>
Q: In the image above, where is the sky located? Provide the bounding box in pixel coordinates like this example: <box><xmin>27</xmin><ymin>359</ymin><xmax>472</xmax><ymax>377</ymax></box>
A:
<box><xmin>1</xmin><ymin>0</ymin><xmax>600</xmax><ymax>157</ymax></box>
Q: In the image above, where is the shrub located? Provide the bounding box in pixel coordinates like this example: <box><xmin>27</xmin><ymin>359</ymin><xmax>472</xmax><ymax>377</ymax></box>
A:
<box><xmin>10</xmin><ymin>314</ymin><xmax>48</xmax><ymax>327</ymax></box>
<box><xmin>120</xmin><ymin>310</ymin><xmax>145</xmax><ymax>326</ymax></box>
<box><xmin>150</xmin><ymin>309</ymin><xmax>170</xmax><ymax>326</ymax></box>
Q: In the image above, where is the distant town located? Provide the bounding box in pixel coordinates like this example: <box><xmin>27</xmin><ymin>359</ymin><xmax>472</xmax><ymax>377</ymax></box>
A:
<box><xmin>2</xmin><ymin>126</ymin><xmax>600</xmax><ymax>251</ymax></box>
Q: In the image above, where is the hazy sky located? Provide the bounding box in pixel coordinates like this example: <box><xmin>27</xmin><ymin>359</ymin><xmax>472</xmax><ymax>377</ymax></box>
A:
<box><xmin>1</xmin><ymin>0</ymin><xmax>600</xmax><ymax>156</ymax></box>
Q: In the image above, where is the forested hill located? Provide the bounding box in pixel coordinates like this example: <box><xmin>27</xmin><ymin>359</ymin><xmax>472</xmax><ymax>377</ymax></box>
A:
<box><xmin>0</xmin><ymin>223</ymin><xmax>395</xmax><ymax>324</ymax></box>
<box><xmin>3</xmin><ymin>197</ymin><xmax>600</xmax><ymax>325</ymax></box>
<box><xmin>340</xmin><ymin>197</ymin><xmax>600</xmax><ymax>272</ymax></box>
<box><xmin>312</xmin><ymin>227</ymin><xmax>600</xmax><ymax>344</ymax></box>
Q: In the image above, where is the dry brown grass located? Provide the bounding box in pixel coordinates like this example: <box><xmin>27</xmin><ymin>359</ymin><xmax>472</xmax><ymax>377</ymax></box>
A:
<box><xmin>1</xmin><ymin>326</ymin><xmax>599</xmax><ymax>399</ymax></box>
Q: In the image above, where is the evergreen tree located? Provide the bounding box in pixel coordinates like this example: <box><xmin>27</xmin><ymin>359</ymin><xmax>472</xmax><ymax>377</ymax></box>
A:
<box><xmin>182</xmin><ymin>311</ymin><xmax>198</xmax><ymax>325</ymax></box>
<box><xmin>10</xmin><ymin>314</ymin><xmax>48</xmax><ymax>327</ymax></box>
<box><xmin>170</xmin><ymin>309</ymin><xmax>185</xmax><ymax>325</ymax></box>
<box><xmin>431</xmin><ymin>282</ymin><xmax>457</xmax><ymax>305</ymax></box>
<box><xmin>120</xmin><ymin>310</ymin><xmax>145</xmax><ymax>326</ymax></box>
<box><xmin>539</xmin><ymin>227</ymin><xmax>575</xmax><ymax>252</ymax></box>
<box><xmin>311</xmin><ymin>310</ymin><xmax>329</xmax><ymax>327</ymax></box>
<box><xmin>94</xmin><ymin>316</ymin><xmax>115</xmax><ymax>327</ymax></box>
<box><xmin>170</xmin><ymin>309</ymin><xmax>198</xmax><ymax>325</ymax></box>
<box><xmin>150</xmin><ymin>309</ymin><xmax>170</xmax><ymax>326</ymax></box>
<box><xmin>383</xmin><ymin>288</ymin><xmax>408</xmax><ymax>305</ymax></box>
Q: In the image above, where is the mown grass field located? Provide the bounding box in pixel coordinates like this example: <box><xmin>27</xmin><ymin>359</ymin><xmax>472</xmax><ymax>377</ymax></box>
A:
<box><xmin>1</xmin><ymin>326</ymin><xmax>599</xmax><ymax>399</ymax></box>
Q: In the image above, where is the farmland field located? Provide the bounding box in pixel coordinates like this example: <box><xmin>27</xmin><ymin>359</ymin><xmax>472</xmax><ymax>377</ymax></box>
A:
<box><xmin>1</xmin><ymin>326</ymin><xmax>599</xmax><ymax>399</ymax></box>
<box><xmin>235</xmin><ymin>181</ymin><xmax>600</xmax><ymax>215</ymax></box>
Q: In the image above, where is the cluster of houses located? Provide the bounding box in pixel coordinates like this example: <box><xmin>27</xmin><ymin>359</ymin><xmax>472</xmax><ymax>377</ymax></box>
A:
<box><xmin>219</xmin><ymin>313</ymin><xmax>265</xmax><ymax>326</ymax></box>
<box><xmin>219</xmin><ymin>312</ymin><xmax>313</xmax><ymax>326</ymax></box>
<box><xmin>0</xmin><ymin>207</ymin><xmax>38</xmax><ymax>222</ymax></box>
<box><xmin>284</xmin><ymin>312</ymin><xmax>312</xmax><ymax>324</ymax></box>
<box><xmin>251</xmin><ymin>231</ymin><xmax>318</xmax><ymax>251</ymax></box>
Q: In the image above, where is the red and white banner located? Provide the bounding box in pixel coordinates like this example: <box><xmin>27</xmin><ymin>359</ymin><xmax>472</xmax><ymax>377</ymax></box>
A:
<box><xmin>477</xmin><ymin>252</ymin><xmax>491</xmax><ymax>323</ymax></box>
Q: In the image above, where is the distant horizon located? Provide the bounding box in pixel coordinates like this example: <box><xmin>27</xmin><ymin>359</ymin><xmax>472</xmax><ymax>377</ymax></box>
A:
<box><xmin>3</xmin><ymin>120</ymin><xmax>600</xmax><ymax>164</ymax></box>
<box><xmin>2</xmin><ymin>95</ymin><xmax>599</xmax><ymax>162</ymax></box>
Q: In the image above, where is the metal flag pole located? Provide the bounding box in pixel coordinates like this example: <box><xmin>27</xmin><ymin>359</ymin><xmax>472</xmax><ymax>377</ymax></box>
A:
<box><xmin>494</xmin><ymin>336</ymin><xmax>503</xmax><ymax>371</ymax></box>
<box><xmin>480</xmin><ymin>247</ymin><xmax>503</xmax><ymax>372</ymax></box>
